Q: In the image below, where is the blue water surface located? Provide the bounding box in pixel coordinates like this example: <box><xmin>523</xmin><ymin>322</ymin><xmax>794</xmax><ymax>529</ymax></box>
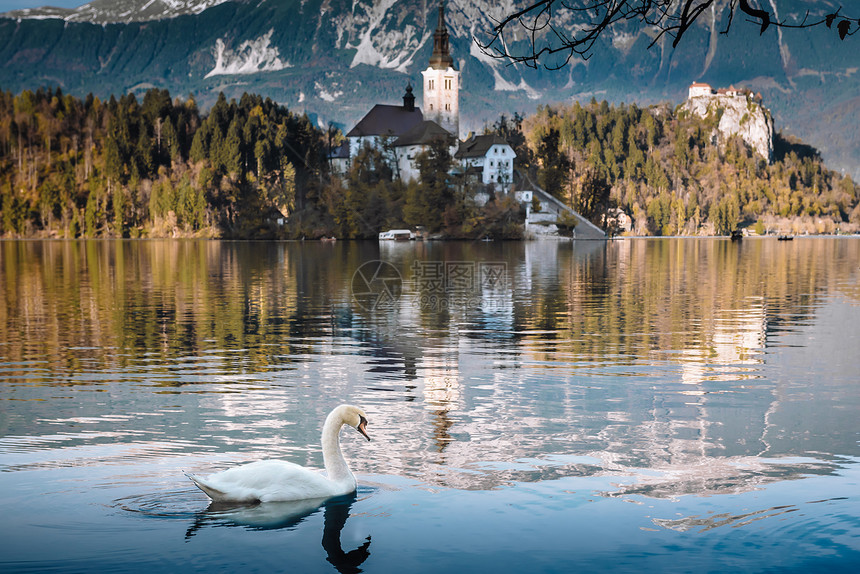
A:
<box><xmin>1</xmin><ymin>238</ymin><xmax>858</xmax><ymax>572</ymax></box>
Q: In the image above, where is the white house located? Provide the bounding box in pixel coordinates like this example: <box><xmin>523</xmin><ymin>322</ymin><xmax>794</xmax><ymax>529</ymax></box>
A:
<box><xmin>455</xmin><ymin>135</ymin><xmax>516</xmax><ymax>187</ymax></box>
<box><xmin>392</xmin><ymin>120</ymin><xmax>457</xmax><ymax>182</ymax></box>
<box><xmin>688</xmin><ymin>82</ymin><xmax>714</xmax><ymax>98</ymax></box>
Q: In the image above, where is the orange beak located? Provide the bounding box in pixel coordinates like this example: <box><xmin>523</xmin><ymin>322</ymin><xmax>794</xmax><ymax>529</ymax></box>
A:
<box><xmin>357</xmin><ymin>416</ymin><xmax>371</xmax><ymax>441</ymax></box>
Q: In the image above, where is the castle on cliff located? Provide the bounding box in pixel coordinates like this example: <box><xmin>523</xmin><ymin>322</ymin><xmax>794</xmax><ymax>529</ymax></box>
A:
<box><xmin>685</xmin><ymin>82</ymin><xmax>773</xmax><ymax>162</ymax></box>
<box><xmin>688</xmin><ymin>82</ymin><xmax>763</xmax><ymax>104</ymax></box>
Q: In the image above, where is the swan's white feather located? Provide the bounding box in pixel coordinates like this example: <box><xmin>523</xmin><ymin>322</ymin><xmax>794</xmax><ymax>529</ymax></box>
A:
<box><xmin>187</xmin><ymin>460</ymin><xmax>351</xmax><ymax>502</ymax></box>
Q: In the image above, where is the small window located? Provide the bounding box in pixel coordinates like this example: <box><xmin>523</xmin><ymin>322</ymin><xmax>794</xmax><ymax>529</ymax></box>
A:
<box><xmin>430</xmin><ymin>103</ymin><xmax>433</xmax><ymax>111</ymax></box>
<box><xmin>429</xmin><ymin>80</ymin><xmax>434</xmax><ymax>90</ymax></box>
<box><xmin>444</xmin><ymin>78</ymin><xmax>452</xmax><ymax>90</ymax></box>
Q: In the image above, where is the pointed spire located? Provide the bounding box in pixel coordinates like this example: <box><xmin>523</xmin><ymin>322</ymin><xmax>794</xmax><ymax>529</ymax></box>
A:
<box><xmin>429</xmin><ymin>1</ymin><xmax>454</xmax><ymax>70</ymax></box>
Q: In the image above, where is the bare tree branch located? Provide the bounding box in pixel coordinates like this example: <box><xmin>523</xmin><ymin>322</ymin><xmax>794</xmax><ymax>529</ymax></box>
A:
<box><xmin>475</xmin><ymin>1</ymin><xmax>858</xmax><ymax>69</ymax></box>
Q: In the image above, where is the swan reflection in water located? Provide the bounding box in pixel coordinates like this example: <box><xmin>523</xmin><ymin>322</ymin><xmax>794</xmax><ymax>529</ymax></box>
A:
<box><xmin>185</xmin><ymin>492</ymin><xmax>371</xmax><ymax>573</ymax></box>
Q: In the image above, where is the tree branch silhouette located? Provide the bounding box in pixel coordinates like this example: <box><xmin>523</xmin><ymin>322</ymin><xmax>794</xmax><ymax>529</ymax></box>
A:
<box><xmin>476</xmin><ymin>1</ymin><xmax>858</xmax><ymax>69</ymax></box>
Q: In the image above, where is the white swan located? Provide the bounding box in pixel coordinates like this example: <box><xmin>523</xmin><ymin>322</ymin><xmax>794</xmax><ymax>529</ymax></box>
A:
<box><xmin>185</xmin><ymin>404</ymin><xmax>370</xmax><ymax>503</ymax></box>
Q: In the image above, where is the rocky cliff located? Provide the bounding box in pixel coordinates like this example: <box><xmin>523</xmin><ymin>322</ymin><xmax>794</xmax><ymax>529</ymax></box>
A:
<box><xmin>683</xmin><ymin>93</ymin><xmax>774</xmax><ymax>162</ymax></box>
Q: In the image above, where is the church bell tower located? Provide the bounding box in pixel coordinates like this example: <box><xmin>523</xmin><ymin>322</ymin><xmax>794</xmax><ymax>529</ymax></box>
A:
<box><xmin>421</xmin><ymin>1</ymin><xmax>459</xmax><ymax>138</ymax></box>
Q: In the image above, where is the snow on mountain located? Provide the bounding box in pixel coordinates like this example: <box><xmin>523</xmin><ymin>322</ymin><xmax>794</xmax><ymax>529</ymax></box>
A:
<box><xmin>335</xmin><ymin>0</ymin><xmax>427</xmax><ymax>73</ymax></box>
<box><xmin>333</xmin><ymin>0</ymin><xmax>542</xmax><ymax>98</ymax></box>
<box><xmin>2</xmin><ymin>0</ymin><xmax>231</xmax><ymax>23</ymax></box>
<box><xmin>0</xmin><ymin>0</ymin><xmax>856</xmax><ymax>177</ymax></box>
<box><xmin>315</xmin><ymin>81</ymin><xmax>343</xmax><ymax>103</ymax></box>
<box><xmin>205</xmin><ymin>29</ymin><xmax>291</xmax><ymax>78</ymax></box>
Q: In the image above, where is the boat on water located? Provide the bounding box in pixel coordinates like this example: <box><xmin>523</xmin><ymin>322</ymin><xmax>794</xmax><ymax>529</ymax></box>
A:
<box><xmin>730</xmin><ymin>229</ymin><xmax>743</xmax><ymax>241</ymax></box>
<box><xmin>379</xmin><ymin>229</ymin><xmax>415</xmax><ymax>241</ymax></box>
<box><xmin>777</xmin><ymin>235</ymin><xmax>794</xmax><ymax>241</ymax></box>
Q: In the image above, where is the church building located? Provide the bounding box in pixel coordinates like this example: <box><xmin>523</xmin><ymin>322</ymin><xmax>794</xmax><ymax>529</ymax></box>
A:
<box><xmin>335</xmin><ymin>2</ymin><xmax>514</xmax><ymax>186</ymax></box>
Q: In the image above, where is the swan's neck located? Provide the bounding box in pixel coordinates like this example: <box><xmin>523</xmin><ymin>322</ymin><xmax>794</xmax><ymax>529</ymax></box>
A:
<box><xmin>321</xmin><ymin>412</ymin><xmax>353</xmax><ymax>485</ymax></box>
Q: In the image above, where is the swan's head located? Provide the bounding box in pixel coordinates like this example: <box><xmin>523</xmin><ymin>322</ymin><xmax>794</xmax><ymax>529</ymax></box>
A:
<box><xmin>336</xmin><ymin>404</ymin><xmax>371</xmax><ymax>441</ymax></box>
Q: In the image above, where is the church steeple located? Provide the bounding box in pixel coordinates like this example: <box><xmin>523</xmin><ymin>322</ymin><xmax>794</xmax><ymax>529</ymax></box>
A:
<box><xmin>421</xmin><ymin>1</ymin><xmax>460</xmax><ymax>137</ymax></box>
<box><xmin>428</xmin><ymin>1</ymin><xmax>454</xmax><ymax>70</ymax></box>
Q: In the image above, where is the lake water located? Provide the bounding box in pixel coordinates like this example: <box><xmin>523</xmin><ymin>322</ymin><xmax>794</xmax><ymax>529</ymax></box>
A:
<box><xmin>1</xmin><ymin>238</ymin><xmax>858</xmax><ymax>573</ymax></box>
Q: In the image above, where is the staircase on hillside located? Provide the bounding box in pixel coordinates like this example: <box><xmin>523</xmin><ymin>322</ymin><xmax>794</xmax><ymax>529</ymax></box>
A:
<box><xmin>513</xmin><ymin>172</ymin><xmax>606</xmax><ymax>240</ymax></box>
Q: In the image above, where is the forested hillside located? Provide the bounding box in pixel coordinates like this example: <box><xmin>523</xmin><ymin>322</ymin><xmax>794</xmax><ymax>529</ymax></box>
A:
<box><xmin>0</xmin><ymin>87</ymin><xmax>523</xmax><ymax>239</ymax></box>
<box><xmin>518</xmin><ymin>100</ymin><xmax>859</xmax><ymax>235</ymax></box>
<box><xmin>1</xmin><ymin>87</ymin><xmax>857</xmax><ymax>239</ymax></box>
<box><xmin>0</xmin><ymin>87</ymin><xmax>327</xmax><ymax>238</ymax></box>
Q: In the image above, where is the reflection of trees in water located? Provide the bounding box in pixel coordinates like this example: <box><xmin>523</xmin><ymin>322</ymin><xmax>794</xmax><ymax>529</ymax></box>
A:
<box><xmin>0</xmin><ymin>240</ymin><xmax>385</xmax><ymax>380</ymax></box>
<box><xmin>3</xmin><ymin>239</ymin><xmax>859</xmax><ymax>497</ymax></box>
<box><xmin>4</xmin><ymin>239</ymin><xmax>855</xmax><ymax>372</ymax></box>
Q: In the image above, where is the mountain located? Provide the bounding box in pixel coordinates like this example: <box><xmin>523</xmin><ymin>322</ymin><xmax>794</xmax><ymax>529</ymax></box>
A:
<box><xmin>0</xmin><ymin>0</ymin><xmax>857</xmax><ymax>179</ymax></box>
<box><xmin>1</xmin><ymin>0</ymin><xmax>230</xmax><ymax>23</ymax></box>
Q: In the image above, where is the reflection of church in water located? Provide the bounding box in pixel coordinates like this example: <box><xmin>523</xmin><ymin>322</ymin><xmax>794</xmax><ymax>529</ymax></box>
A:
<box><xmin>336</xmin><ymin>241</ymin><xmax>837</xmax><ymax>497</ymax></box>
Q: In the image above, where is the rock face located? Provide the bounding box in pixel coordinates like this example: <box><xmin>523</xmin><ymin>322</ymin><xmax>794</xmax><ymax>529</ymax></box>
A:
<box><xmin>684</xmin><ymin>93</ymin><xmax>774</xmax><ymax>162</ymax></box>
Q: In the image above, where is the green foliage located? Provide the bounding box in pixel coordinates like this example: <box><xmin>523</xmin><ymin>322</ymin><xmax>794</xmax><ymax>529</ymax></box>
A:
<box><xmin>535</xmin><ymin>127</ymin><xmax>569</xmax><ymax>199</ymax></box>
<box><xmin>709</xmin><ymin>194</ymin><xmax>740</xmax><ymax>235</ymax></box>
<box><xmin>3</xmin><ymin>85</ymin><xmax>857</xmax><ymax>239</ymax></box>
<box><xmin>0</xmin><ymin>87</ymin><xmax>328</xmax><ymax>238</ymax></box>
<box><xmin>521</xmin><ymin>98</ymin><xmax>858</xmax><ymax>235</ymax></box>
<box><xmin>339</xmin><ymin>145</ymin><xmax>396</xmax><ymax>238</ymax></box>
<box><xmin>464</xmin><ymin>195</ymin><xmax>523</xmax><ymax>239</ymax></box>
<box><xmin>407</xmin><ymin>137</ymin><xmax>456</xmax><ymax>233</ymax></box>
<box><xmin>554</xmin><ymin>210</ymin><xmax>579</xmax><ymax>237</ymax></box>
